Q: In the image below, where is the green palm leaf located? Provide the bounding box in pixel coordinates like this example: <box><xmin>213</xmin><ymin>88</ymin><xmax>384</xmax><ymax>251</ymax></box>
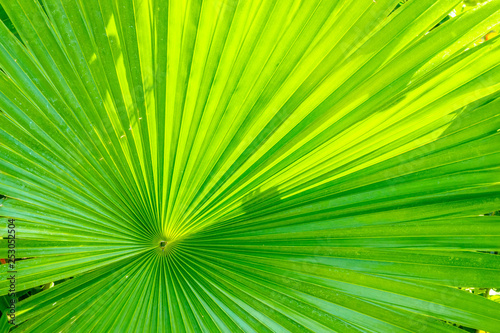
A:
<box><xmin>1</xmin><ymin>0</ymin><xmax>499</xmax><ymax>331</ymax></box>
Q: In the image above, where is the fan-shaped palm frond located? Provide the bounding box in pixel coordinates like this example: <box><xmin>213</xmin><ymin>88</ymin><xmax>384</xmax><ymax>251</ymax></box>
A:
<box><xmin>1</xmin><ymin>0</ymin><xmax>500</xmax><ymax>332</ymax></box>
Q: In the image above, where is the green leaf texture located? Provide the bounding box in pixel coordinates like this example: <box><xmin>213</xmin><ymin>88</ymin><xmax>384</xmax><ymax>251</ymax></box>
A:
<box><xmin>1</xmin><ymin>0</ymin><xmax>500</xmax><ymax>332</ymax></box>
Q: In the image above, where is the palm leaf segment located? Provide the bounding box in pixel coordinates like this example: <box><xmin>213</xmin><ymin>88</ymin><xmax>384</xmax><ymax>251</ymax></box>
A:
<box><xmin>0</xmin><ymin>0</ymin><xmax>500</xmax><ymax>331</ymax></box>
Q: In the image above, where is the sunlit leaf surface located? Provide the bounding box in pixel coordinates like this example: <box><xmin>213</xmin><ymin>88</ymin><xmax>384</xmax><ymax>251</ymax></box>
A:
<box><xmin>0</xmin><ymin>0</ymin><xmax>500</xmax><ymax>332</ymax></box>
